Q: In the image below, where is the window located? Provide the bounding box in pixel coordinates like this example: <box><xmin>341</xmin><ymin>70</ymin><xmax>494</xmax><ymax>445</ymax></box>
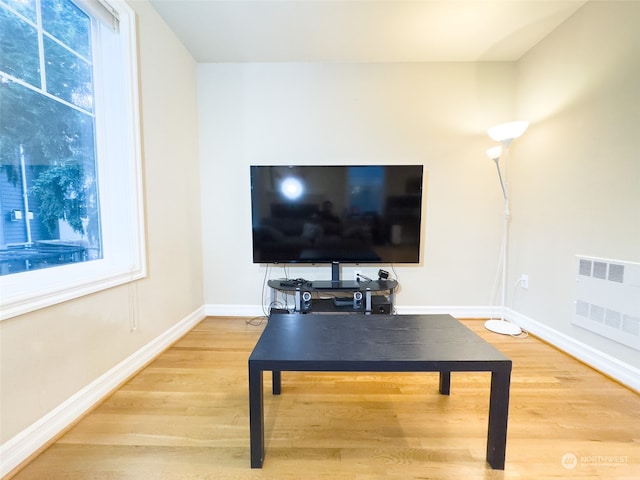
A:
<box><xmin>0</xmin><ymin>0</ymin><xmax>145</xmax><ymax>320</ymax></box>
<box><xmin>1</xmin><ymin>0</ymin><xmax>100</xmax><ymax>274</ymax></box>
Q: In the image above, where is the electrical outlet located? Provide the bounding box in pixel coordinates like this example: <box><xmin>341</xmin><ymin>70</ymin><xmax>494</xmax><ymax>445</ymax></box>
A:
<box><xmin>520</xmin><ymin>274</ymin><xmax>529</xmax><ymax>289</ymax></box>
<box><xmin>354</xmin><ymin>269</ymin><xmax>362</xmax><ymax>281</ymax></box>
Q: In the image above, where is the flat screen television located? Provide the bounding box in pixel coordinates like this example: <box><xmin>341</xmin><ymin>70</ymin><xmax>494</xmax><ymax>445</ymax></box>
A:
<box><xmin>250</xmin><ymin>165</ymin><xmax>424</xmax><ymax>278</ymax></box>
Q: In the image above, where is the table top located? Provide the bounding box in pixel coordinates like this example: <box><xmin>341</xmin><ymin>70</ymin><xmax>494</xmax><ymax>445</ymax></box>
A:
<box><xmin>249</xmin><ymin>314</ymin><xmax>511</xmax><ymax>372</ymax></box>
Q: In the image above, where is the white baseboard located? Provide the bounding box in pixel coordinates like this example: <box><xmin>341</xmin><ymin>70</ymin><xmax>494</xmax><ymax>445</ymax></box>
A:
<box><xmin>507</xmin><ymin>309</ymin><xmax>640</xmax><ymax>392</ymax></box>
<box><xmin>0</xmin><ymin>306</ymin><xmax>206</xmax><ymax>479</ymax></box>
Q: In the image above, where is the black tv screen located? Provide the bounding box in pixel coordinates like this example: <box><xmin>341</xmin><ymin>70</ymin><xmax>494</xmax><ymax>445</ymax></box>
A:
<box><xmin>250</xmin><ymin>165</ymin><xmax>423</xmax><ymax>265</ymax></box>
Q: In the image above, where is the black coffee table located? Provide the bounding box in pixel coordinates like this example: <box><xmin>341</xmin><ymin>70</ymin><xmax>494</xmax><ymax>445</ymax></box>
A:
<box><xmin>248</xmin><ymin>314</ymin><xmax>512</xmax><ymax>469</ymax></box>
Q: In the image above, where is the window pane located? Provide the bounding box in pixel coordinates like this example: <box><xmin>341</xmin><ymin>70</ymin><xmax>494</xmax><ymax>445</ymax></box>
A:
<box><xmin>0</xmin><ymin>6</ymin><xmax>41</xmax><ymax>87</ymax></box>
<box><xmin>44</xmin><ymin>36</ymin><xmax>94</xmax><ymax>111</ymax></box>
<box><xmin>41</xmin><ymin>0</ymin><xmax>91</xmax><ymax>58</ymax></box>
<box><xmin>3</xmin><ymin>0</ymin><xmax>37</xmax><ymax>22</ymax></box>
<box><xmin>0</xmin><ymin>0</ymin><xmax>102</xmax><ymax>277</ymax></box>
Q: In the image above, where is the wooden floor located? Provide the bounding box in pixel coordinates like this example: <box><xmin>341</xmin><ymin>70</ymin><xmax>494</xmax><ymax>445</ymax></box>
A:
<box><xmin>9</xmin><ymin>317</ymin><xmax>640</xmax><ymax>479</ymax></box>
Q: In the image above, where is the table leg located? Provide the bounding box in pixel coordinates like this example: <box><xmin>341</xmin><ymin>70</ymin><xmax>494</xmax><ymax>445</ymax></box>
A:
<box><xmin>486</xmin><ymin>368</ymin><xmax>511</xmax><ymax>470</ymax></box>
<box><xmin>439</xmin><ymin>371</ymin><xmax>451</xmax><ymax>395</ymax></box>
<box><xmin>249</xmin><ymin>365</ymin><xmax>264</xmax><ymax>468</ymax></box>
<box><xmin>272</xmin><ymin>370</ymin><xmax>281</xmax><ymax>395</ymax></box>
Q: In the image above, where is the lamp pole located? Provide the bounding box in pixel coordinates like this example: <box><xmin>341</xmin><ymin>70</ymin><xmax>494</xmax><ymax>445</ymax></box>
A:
<box><xmin>498</xmin><ymin>146</ymin><xmax>509</xmax><ymax>323</ymax></box>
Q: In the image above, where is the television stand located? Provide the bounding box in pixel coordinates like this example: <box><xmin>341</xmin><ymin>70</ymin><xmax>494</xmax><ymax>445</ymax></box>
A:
<box><xmin>267</xmin><ymin>278</ymin><xmax>398</xmax><ymax>314</ymax></box>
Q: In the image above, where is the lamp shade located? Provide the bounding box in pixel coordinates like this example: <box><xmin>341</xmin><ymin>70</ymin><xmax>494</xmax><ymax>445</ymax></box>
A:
<box><xmin>486</xmin><ymin>145</ymin><xmax>502</xmax><ymax>160</ymax></box>
<box><xmin>488</xmin><ymin>121</ymin><xmax>529</xmax><ymax>143</ymax></box>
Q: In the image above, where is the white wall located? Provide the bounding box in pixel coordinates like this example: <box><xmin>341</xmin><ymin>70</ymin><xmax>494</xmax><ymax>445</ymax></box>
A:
<box><xmin>510</xmin><ymin>1</ymin><xmax>640</xmax><ymax>369</ymax></box>
<box><xmin>198</xmin><ymin>62</ymin><xmax>517</xmax><ymax>311</ymax></box>
<box><xmin>0</xmin><ymin>0</ymin><xmax>203</xmax><ymax>445</ymax></box>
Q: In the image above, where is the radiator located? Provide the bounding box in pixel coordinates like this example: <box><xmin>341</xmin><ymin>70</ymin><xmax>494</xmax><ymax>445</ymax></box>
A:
<box><xmin>573</xmin><ymin>255</ymin><xmax>640</xmax><ymax>351</ymax></box>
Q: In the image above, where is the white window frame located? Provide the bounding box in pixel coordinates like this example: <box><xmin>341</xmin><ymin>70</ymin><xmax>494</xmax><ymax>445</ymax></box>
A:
<box><xmin>0</xmin><ymin>0</ymin><xmax>146</xmax><ymax>320</ymax></box>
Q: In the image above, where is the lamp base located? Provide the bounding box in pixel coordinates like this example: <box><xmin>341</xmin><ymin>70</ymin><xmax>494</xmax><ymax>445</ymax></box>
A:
<box><xmin>484</xmin><ymin>319</ymin><xmax>522</xmax><ymax>336</ymax></box>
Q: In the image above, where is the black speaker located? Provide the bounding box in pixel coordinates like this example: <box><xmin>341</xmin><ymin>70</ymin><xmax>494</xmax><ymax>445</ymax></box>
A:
<box><xmin>353</xmin><ymin>291</ymin><xmax>363</xmax><ymax>308</ymax></box>
<box><xmin>301</xmin><ymin>291</ymin><xmax>312</xmax><ymax>311</ymax></box>
<box><xmin>295</xmin><ymin>289</ymin><xmax>313</xmax><ymax>312</ymax></box>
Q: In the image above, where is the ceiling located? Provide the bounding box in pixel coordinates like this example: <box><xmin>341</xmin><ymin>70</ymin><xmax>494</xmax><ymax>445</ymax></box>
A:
<box><xmin>147</xmin><ymin>0</ymin><xmax>588</xmax><ymax>63</ymax></box>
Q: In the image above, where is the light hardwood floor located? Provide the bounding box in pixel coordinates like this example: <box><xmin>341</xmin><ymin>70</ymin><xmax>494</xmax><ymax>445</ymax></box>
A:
<box><xmin>8</xmin><ymin>317</ymin><xmax>640</xmax><ymax>479</ymax></box>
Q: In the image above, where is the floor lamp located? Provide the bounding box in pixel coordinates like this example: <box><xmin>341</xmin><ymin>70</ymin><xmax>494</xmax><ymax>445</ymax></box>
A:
<box><xmin>484</xmin><ymin>120</ymin><xmax>529</xmax><ymax>336</ymax></box>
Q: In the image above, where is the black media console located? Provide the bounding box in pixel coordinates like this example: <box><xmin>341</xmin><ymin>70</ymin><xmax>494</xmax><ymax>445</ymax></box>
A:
<box><xmin>267</xmin><ymin>278</ymin><xmax>397</xmax><ymax>314</ymax></box>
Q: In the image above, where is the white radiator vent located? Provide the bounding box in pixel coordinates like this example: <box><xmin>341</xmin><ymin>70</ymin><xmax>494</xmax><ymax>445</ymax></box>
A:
<box><xmin>573</xmin><ymin>256</ymin><xmax>640</xmax><ymax>351</ymax></box>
